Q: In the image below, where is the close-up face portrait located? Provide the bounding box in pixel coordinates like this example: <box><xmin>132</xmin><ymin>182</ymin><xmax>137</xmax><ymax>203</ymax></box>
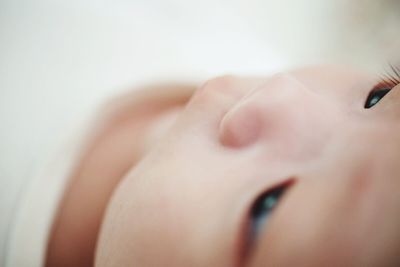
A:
<box><xmin>2</xmin><ymin>1</ymin><xmax>400</xmax><ymax>267</ymax></box>
<box><xmin>95</xmin><ymin>66</ymin><xmax>400</xmax><ymax>266</ymax></box>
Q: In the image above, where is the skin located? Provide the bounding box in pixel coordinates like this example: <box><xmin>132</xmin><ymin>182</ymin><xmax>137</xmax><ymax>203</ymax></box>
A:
<box><xmin>46</xmin><ymin>84</ymin><xmax>195</xmax><ymax>267</ymax></box>
<box><xmin>48</xmin><ymin>66</ymin><xmax>400</xmax><ymax>266</ymax></box>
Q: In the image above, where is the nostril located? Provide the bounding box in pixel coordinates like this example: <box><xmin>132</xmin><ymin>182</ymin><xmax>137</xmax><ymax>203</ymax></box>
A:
<box><xmin>219</xmin><ymin>103</ymin><xmax>263</xmax><ymax>148</ymax></box>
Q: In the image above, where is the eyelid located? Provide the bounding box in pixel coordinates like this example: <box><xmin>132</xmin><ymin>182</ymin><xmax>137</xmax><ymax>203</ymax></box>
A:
<box><xmin>373</xmin><ymin>80</ymin><xmax>399</xmax><ymax>91</ymax></box>
<box><xmin>376</xmin><ymin>64</ymin><xmax>400</xmax><ymax>91</ymax></box>
<box><xmin>363</xmin><ymin>66</ymin><xmax>400</xmax><ymax>109</ymax></box>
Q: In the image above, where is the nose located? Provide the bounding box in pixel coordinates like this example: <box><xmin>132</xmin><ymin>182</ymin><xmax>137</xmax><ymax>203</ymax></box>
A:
<box><xmin>219</xmin><ymin>73</ymin><xmax>331</xmax><ymax>155</ymax></box>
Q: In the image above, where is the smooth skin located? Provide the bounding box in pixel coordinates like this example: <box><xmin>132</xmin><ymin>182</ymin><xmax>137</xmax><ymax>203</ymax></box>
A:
<box><xmin>46</xmin><ymin>84</ymin><xmax>195</xmax><ymax>267</ymax></box>
<box><xmin>48</xmin><ymin>66</ymin><xmax>400</xmax><ymax>266</ymax></box>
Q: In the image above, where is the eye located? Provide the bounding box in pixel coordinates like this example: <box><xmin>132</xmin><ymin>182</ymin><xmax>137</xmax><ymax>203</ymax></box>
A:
<box><xmin>365</xmin><ymin>65</ymin><xmax>400</xmax><ymax>109</ymax></box>
<box><xmin>364</xmin><ymin>87</ymin><xmax>391</xmax><ymax>109</ymax></box>
<box><xmin>239</xmin><ymin>181</ymin><xmax>293</xmax><ymax>262</ymax></box>
<box><xmin>247</xmin><ymin>182</ymin><xmax>292</xmax><ymax>244</ymax></box>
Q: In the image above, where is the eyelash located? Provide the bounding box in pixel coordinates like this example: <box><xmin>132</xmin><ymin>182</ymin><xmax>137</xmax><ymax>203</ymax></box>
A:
<box><xmin>364</xmin><ymin>64</ymin><xmax>400</xmax><ymax>109</ymax></box>
<box><xmin>377</xmin><ymin>64</ymin><xmax>400</xmax><ymax>90</ymax></box>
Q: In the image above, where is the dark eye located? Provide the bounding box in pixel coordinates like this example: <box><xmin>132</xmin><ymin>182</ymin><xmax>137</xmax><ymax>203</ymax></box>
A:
<box><xmin>238</xmin><ymin>181</ymin><xmax>295</xmax><ymax>263</ymax></box>
<box><xmin>366</xmin><ymin>65</ymin><xmax>400</xmax><ymax>108</ymax></box>
<box><xmin>248</xmin><ymin>182</ymin><xmax>290</xmax><ymax>243</ymax></box>
<box><xmin>364</xmin><ymin>88</ymin><xmax>391</xmax><ymax>109</ymax></box>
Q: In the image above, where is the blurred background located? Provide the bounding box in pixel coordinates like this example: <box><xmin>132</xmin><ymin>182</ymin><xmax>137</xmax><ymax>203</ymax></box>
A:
<box><xmin>0</xmin><ymin>0</ymin><xmax>399</xmax><ymax>264</ymax></box>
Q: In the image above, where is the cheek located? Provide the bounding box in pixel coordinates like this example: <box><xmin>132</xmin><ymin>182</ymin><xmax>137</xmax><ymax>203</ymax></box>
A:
<box><xmin>96</xmin><ymin>147</ymin><xmax>241</xmax><ymax>267</ymax></box>
<box><xmin>97</xmin><ymin>178</ymin><xmax>197</xmax><ymax>266</ymax></box>
<box><xmin>246</xmin><ymin>178</ymin><xmax>367</xmax><ymax>267</ymax></box>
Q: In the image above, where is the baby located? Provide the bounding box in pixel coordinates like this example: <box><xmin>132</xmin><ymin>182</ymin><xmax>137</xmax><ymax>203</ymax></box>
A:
<box><xmin>44</xmin><ymin>65</ymin><xmax>400</xmax><ymax>266</ymax></box>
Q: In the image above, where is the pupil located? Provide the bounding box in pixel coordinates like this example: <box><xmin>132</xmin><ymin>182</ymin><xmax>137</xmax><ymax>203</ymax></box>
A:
<box><xmin>364</xmin><ymin>88</ymin><xmax>391</xmax><ymax>109</ymax></box>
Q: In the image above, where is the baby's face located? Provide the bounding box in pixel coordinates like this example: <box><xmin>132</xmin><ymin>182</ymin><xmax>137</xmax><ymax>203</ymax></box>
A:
<box><xmin>96</xmin><ymin>66</ymin><xmax>400</xmax><ymax>266</ymax></box>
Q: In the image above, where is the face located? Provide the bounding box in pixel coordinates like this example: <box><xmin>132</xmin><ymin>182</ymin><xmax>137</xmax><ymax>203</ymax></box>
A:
<box><xmin>96</xmin><ymin>65</ymin><xmax>400</xmax><ymax>267</ymax></box>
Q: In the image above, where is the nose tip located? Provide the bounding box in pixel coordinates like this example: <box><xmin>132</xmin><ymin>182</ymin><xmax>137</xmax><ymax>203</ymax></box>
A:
<box><xmin>219</xmin><ymin>73</ymin><xmax>310</xmax><ymax>148</ymax></box>
<box><xmin>219</xmin><ymin>102</ymin><xmax>264</xmax><ymax>147</ymax></box>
